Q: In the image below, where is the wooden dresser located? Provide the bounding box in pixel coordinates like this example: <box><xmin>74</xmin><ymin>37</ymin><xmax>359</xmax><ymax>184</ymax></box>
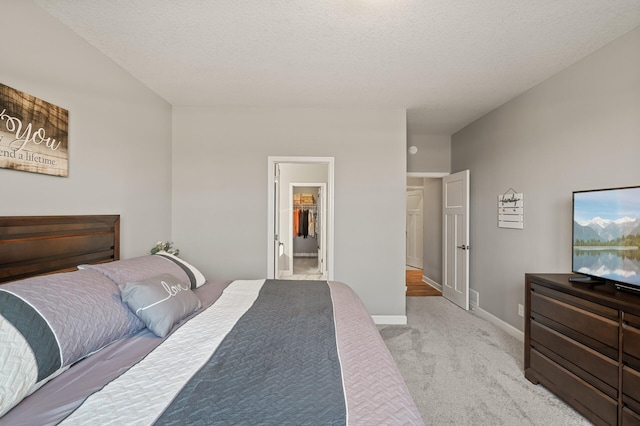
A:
<box><xmin>525</xmin><ymin>273</ymin><xmax>640</xmax><ymax>426</ymax></box>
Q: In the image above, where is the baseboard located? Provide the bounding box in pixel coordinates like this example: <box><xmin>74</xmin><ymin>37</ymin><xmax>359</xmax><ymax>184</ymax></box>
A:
<box><xmin>293</xmin><ymin>253</ymin><xmax>318</xmax><ymax>258</ymax></box>
<box><xmin>423</xmin><ymin>275</ymin><xmax>442</xmax><ymax>292</ymax></box>
<box><xmin>372</xmin><ymin>315</ymin><xmax>407</xmax><ymax>325</ymax></box>
<box><xmin>470</xmin><ymin>302</ymin><xmax>524</xmax><ymax>342</ymax></box>
<box><xmin>418</xmin><ymin>279</ymin><xmax>522</xmax><ymax>341</ymax></box>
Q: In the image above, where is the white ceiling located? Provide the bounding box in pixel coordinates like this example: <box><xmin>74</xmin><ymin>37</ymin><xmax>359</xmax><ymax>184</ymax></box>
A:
<box><xmin>35</xmin><ymin>0</ymin><xmax>640</xmax><ymax>135</ymax></box>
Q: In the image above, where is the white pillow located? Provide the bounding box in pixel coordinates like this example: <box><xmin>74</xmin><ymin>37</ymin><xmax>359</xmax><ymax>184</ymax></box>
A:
<box><xmin>154</xmin><ymin>251</ymin><xmax>206</xmax><ymax>289</ymax></box>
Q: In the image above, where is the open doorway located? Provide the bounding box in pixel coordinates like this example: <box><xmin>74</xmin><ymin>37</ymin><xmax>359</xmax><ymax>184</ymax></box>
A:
<box><xmin>406</xmin><ymin>187</ymin><xmax>424</xmax><ymax>269</ymax></box>
<box><xmin>406</xmin><ymin>173</ymin><xmax>447</xmax><ymax>296</ymax></box>
<box><xmin>288</xmin><ymin>184</ymin><xmax>327</xmax><ymax>279</ymax></box>
<box><xmin>267</xmin><ymin>157</ymin><xmax>334</xmax><ymax>281</ymax></box>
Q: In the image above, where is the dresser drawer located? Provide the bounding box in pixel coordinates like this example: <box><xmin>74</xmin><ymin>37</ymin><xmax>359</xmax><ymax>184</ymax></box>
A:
<box><xmin>624</xmin><ymin>313</ymin><xmax>640</xmax><ymax>370</ymax></box>
<box><xmin>622</xmin><ymin>407</ymin><xmax>640</xmax><ymax>426</ymax></box>
<box><xmin>531</xmin><ymin>282</ymin><xmax>619</xmax><ymax>320</ymax></box>
<box><xmin>623</xmin><ymin>366</ymin><xmax>640</xmax><ymax>406</ymax></box>
<box><xmin>531</xmin><ymin>290</ymin><xmax>619</xmax><ymax>352</ymax></box>
<box><xmin>531</xmin><ymin>320</ymin><xmax>618</xmax><ymax>397</ymax></box>
<box><xmin>530</xmin><ymin>349</ymin><xmax>618</xmax><ymax>425</ymax></box>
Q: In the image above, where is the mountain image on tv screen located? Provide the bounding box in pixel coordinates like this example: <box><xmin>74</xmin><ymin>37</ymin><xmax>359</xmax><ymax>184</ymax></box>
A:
<box><xmin>573</xmin><ymin>186</ymin><xmax>640</xmax><ymax>286</ymax></box>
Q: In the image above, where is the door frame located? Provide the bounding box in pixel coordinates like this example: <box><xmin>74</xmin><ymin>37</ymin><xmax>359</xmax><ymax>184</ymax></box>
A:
<box><xmin>406</xmin><ymin>172</ymin><xmax>449</xmax><ymax>284</ymax></box>
<box><xmin>267</xmin><ymin>156</ymin><xmax>335</xmax><ymax>280</ymax></box>
<box><xmin>406</xmin><ymin>187</ymin><xmax>424</xmax><ymax>269</ymax></box>
<box><xmin>289</xmin><ymin>182</ymin><xmax>327</xmax><ymax>276</ymax></box>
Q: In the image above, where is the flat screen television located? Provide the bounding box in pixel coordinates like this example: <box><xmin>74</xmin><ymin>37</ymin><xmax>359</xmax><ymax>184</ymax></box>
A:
<box><xmin>572</xmin><ymin>185</ymin><xmax>640</xmax><ymax>291</ymax></box>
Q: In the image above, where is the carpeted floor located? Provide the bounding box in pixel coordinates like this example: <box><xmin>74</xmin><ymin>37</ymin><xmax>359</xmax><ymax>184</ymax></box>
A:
<box><xmin>378</xmin><ymin>297</ymin><xmax>592</xmax><ymax>425</ymax></box>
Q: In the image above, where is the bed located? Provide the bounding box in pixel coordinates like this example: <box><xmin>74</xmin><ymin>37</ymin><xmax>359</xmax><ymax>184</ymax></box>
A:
<box><xmin>0</xmin><ymin>215</ymin><xmax>423</xmax><ymax>425</ymax></box>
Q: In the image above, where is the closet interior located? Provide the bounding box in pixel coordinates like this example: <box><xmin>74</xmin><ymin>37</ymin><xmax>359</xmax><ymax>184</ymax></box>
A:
<box><xmin>292</xmin><ymin>189</ymin><xmax>321</xmax><ymax>277</ymax></box>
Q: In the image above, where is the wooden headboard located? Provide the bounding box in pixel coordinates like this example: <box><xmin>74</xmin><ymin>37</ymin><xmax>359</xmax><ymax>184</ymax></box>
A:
<box><xmin>0</xmin><ymin>215</ymin><xmax>120</xmax><ymax>284</ymax></box>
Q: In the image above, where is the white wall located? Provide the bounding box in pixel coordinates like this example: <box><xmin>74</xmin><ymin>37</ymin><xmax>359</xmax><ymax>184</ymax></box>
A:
<box><xmin>1</xmin><ymin>1</ymin><xmax>173</xmax><ymax>258</ymax></box>
<box><xmin>172</xmin><ymin>107</ymin><xmax>408</xmax><ymax>318</ymax></box>
<box><xmin>452</xmin><ymin>26</ymin><xmax>640</xmax><ymax>330</ymax></box>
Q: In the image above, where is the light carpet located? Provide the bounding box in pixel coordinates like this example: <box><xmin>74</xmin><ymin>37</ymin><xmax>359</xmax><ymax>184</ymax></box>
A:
<box><xmin>378</xmin><ymin>297</ymin><xmax>592</xmax><ymax>425</ymax></box>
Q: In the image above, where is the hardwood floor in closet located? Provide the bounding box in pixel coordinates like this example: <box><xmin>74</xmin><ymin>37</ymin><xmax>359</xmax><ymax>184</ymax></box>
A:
<box><xmin>406</xmin><ymin>270</ymin><xmax>441</xmax><ymax>297</ymax></box>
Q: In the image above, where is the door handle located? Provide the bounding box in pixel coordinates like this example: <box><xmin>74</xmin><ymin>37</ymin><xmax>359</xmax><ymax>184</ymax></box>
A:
<box><xmin>457</xmin><ymin>245</ymin><xmax>469</xmax><ymax>250</ymax></box>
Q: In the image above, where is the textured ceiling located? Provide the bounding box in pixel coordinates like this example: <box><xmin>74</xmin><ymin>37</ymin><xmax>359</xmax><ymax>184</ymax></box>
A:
<box><xmin>35</xmin><ymin>0</ymin><xmax>640</xmax><ymax>135</ymax></box>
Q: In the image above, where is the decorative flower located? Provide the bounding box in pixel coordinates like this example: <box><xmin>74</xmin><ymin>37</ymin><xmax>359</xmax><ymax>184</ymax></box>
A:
<box><xmin>150</xmin><ymin>240</ymin><xmax>179</xmax><ymax>256</ymax></box>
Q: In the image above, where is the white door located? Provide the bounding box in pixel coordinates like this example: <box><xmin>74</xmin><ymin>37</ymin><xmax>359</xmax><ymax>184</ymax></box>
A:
<box><xmin>318</xmin><ymin>185</ymin><xmax>327</xmax><ymax>275</ymax></box>
<box><xmin>317</xmin><ymin>187</ymin><xmax>323</xmax><ymax>273</ymax></box>
<box><xmin>406</xmin><ymin>189</ymin><xmax>424</xmax><ymax>269</ymax></box>
<box><xmin>442</xmin><ymin>170</ymin><xmax>470</xmax><ymax>310</ymax></box>
<box><xmin>274</xmin><ymin>164</ymin><xmax>283</xmax><ymax>279</ymax></box>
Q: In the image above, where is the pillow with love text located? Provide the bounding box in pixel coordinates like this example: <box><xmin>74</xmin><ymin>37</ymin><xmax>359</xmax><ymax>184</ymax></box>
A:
<box><xmin>119</xmin><ymin>273</ymin><xmax>201</xmax><ymax>337</ymax></box>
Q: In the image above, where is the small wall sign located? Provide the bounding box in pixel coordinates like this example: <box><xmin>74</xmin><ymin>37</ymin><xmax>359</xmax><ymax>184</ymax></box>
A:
<box><xmin>0</xmin><ymin>83</ymin><xmax>68</xmax><ymax>177</ymax></box>
<box><xmin>498</xmin><ymin>190</ymin><xmax>524</xmax><ymax>229</ymax></box>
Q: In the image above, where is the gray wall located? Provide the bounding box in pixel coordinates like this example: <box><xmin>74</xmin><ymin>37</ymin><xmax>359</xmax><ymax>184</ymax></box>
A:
<box><xmin>423</xmin><ymin>178</ymin><xmax>443</xmax><ymax>284</ymax></box>
<box><xmin>172</xmin><ymin>107</ymin><xmax>408</xmax><ymax>318</ymax></box>
<box><xmin>452</xmin><ymin>26</ymin><xmax>640</xmax><ymax>331</ymax></box>
<box><xmin>2</xmin><ymin>1</ymin><xmax>173</xmax><ymax>258</ymax></box>
<box><xmin>407</xmin><ymin>133</ymin><xmax>451</xmax><ymax>173</ymax></box>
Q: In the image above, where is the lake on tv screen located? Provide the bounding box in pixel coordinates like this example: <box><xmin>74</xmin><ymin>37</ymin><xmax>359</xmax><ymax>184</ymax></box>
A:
<box><xmin>573</xmin><ymin>248</ymin><xmax>640</xmax><ymax>285</ymax></box>
<box><xmin>573</xmin><ymin>187</ymin><xmax>640</xmax><ymax>285</ymax></box>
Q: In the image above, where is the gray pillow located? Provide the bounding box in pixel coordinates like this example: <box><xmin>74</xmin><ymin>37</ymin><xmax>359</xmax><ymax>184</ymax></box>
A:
<box><xmin>119</xmin><ymin>274</ymin><xmax>201</xmax><ymax>337</ymax></box>
<box><xmin>79</xmin><ymin>255</ymin><xmax>191</xmax><ymax>288</ymax></box>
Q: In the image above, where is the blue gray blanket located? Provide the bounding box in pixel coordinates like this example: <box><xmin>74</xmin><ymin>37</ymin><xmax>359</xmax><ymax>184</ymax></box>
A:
<box><xmin>155</xmin><ymin>280</ymin><xmax>346</xmax><ymax>426</ymax></box>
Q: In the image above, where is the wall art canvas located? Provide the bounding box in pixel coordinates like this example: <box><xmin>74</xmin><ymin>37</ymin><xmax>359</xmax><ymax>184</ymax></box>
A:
<box><xmin>0</xmin><ymin>83</ymin><xmax>68</xmax><ymax>177</ymax></box>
